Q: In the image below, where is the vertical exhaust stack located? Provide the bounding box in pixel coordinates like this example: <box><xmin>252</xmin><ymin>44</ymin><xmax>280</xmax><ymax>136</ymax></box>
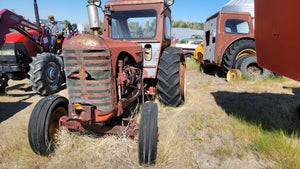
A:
<box><xmin>34</xmin><ymin>0</ymin><xmax>41</xmax><ymax>27</ymax></box>
<box><xmin>87</xmin><ymin>0</ymin><xmax>101</xmax><ymax>36</ymax></box>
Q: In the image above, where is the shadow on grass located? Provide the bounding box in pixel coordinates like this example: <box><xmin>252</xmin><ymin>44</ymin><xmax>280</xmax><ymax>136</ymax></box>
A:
<box><xmin>211</xmin><ymin>91</ymin><xmax>300</xmax><ymax>135</ymax></box>
<box><xmin>4</xmin><ymin>82</ymin><xmax>66</xmax><ymax>93</ymax></box>
<box><xmin>0</xmin><ymin>88</ymin><xmax>37</xmax><ymax>123</ymax></box>
<box><xmin>0</xmin><ymin>101</ymin><xmax>31</xmax><ymax>123</ymax></box>
<box><xmin>6</xmin><ymin>83</ymin><xmax>32</xmax><ymax>92</ymax></box>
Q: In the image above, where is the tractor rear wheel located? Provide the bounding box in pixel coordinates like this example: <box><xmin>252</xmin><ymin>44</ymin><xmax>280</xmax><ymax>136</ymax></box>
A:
<box><xmin>29</xmin><ymin>53</ymin><xmax>64</xmax><ymax>96</ymax></box>
<box><xmin>138</xmin><ymin>102</ymin><xmax>158</xmax><ymax>165</ymax></box>
<box><xmin>222</xmin><ymin>39</ymin><xmax>256</xmax><ymax>72</ymax></box>
<box><xmin>238</xmin><ymin>54</ymin><xmax>273</xmax><ymax>80</ymax></box>
<box><xmin>28</xmin><ymin>95</ymin><xmax>68</xmax><ymax>156</ymax></box>
<box><xmin>0</xmin><ymin>74</ymin><xmax>8</xmax><ymax>93</ymax></box>
<box><xmin>157</xmin><ymin>47</ymin><xmax>186</xmax><ymax>106</ymax></box>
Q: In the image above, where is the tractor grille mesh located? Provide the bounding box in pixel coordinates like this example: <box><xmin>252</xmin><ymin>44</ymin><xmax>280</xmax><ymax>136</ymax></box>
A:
<box><xmin>64</xmin><ymin>49</ymin><xmax>115</xmax><ymax>112</ymax></box>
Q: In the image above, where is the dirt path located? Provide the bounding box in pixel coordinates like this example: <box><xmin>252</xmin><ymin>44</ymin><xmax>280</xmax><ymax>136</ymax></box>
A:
<box><xmin>0</xmin><ymin>70</ymin><xmax>299</xmax><ymax>168</ymax></box>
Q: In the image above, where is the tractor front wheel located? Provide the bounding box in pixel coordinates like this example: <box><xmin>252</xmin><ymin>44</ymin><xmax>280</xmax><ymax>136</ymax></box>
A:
<box><xmin>29</xmin><ymin>53</ymin><xmax>64</xmax><ymax>96</ymax></box>
<box><xmin>0</xmin><ymin>74</ymin><xmax>8</xmax><ymax>93</ymax></box>
<box><xmin>28</xmin><ymin>95</ymin><xmax>68</xmax><ymax>156</ymax></box>
<box><xmin>157</xmin><ymin>47</ymin><xmax>186</xmax><ymax>106</ymax></box>
<box><xmin>138</xmin><ymin>102</ymin><xmax>158</xmax><ymax>165</ymax></box>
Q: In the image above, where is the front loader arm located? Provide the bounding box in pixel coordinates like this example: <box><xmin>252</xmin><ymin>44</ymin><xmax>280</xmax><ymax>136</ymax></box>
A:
<box><xmin>0</xmin><ymin>8</ymin><xmax>50</xmax><ymax>50</ymax></box>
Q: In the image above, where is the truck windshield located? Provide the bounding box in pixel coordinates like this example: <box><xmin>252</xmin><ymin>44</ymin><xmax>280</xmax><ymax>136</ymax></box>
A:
<box><xmin>111</xmin><ymin>9</ymin><xmax>157</xmax><ymax>39</ymax></box>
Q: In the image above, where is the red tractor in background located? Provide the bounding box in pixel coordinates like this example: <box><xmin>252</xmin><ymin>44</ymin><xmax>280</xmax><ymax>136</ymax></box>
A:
<box><xmin>0</xmin><ymin>0</ymin><xmax>65</xmax><ymax>95</ymax></box>
<box><xmin>194</xmin><ymin>11</ymin><xmax>273</xmax><ymax>81</ymax></box>
<box><xmin>27</xmin><ymin>0</ymin><xmax>185</xmax><ymax>165</ymax></box>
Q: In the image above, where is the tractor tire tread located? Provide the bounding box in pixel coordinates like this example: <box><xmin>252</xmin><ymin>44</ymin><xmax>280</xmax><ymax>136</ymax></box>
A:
<box><xmin>28</xmin><ymin>95</ymin><xmax>68</xmax><ymax>156</ymax></box>
<box><xmin>29</xmin><ymin>53</ymin><xmax>64</xmax><ymax>96</ymax></box>
<box><xmin>222</xmin><ymin>39</ymin><xmax>255</xmax><ymax>72</ymax></box>
<box><xmin>138</xmin><ymin>102</ymin><xmax>158</xmax><ymax>165</ymax></box>
<box><xmin>157</xmin><ymin>47</ymin><xmax>184</xmax><ymax>106</ymax></box>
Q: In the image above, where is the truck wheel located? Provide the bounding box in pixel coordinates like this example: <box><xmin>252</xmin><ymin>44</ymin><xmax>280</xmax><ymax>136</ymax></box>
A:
<box><xmin>28</xmin><ymin>95</ymin><xmax>68</xmax><ymax>156</ymax></box>
<box><xmin>157</xmin><ymin>47</ymin><xmax>186</xmax><ymax>106</ymax></box>
<box><xmin>233</xmin><ymin>55</ymin><xmax>247</xmax><ymax>69</ymax></box>
<box><xmin>0</xmin><ymin>74</ymin><xmax>8</xmax><ymax>93</ymax></box>
<box><xmin>138</xmin><ymin>102</ymin><xmax>158</xmax><ymax>165</ymax></box>
<box><xmin>29</xmin><ymin>53</ymin><xmax>64</xmax><ymax>96</ymax></box>
<box><xmin>222</xmin><ymin>39</ymin><xmax>255</xmax><ymax>72</ymax></box>
<box><xmin>238</xmin><ymin>54</ymin><xmax>273</xmax><ymax>80</ymax></box>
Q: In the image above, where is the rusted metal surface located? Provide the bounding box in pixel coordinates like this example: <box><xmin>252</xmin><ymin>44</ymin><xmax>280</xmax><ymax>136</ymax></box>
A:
<box><xmin>215</xmin><ymin>11</ymin><xmax>254</xmax><ymax>65</ymax></box>
<box><xmin>102</xmin><ymin>0</ymin><xmax>171</xmax><ymax>80</ymax></box>
<box><xmin>204</xmin><ymin>11</ymin><xmax>254</xmax><ymax>66</ymax></box>
<box><xmin>68</xmin><ymin>104</ymin><xmax>93</xmax><ymax>121</ymax></box>
<box><xmin>255</xmin><ymin>0</ymin><xmax>300</xmax><ymax>81</ymax></box>
<box><xmin>105</xmin><ymin>0</ymin><xmax>166</xmax><ymax>8</ymax></box>
<box><xmin>63</xmin><ymin>34</ymin><xmax>116</xmax><ymax>113</ymax></box>
<box><xmin>180</xmin><ymin>59</ymin><xmax>186</xmax><ymax>101</ymax></box>
<box><xmin>59</xmin><ymin>115</ymin><xmax>139</xmax><ymax>136</ymax></box>
<box><xmin>59</xmin><ymin>0</ymin><xmax>174</xmax><ymax>136</ymax></box>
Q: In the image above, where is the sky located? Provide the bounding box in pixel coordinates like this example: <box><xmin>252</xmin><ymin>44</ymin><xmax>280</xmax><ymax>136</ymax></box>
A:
<box><xmin>0</xmin><ymin>0</ymin><xmax>230</xmax><ymax>25</ymax></box>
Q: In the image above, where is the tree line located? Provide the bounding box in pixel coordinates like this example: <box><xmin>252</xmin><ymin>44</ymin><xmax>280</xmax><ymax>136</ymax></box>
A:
<box><xmin>63</xmin><ymin>19</ymin><xmax>204</xmax><ymax>36</ymax></box>
<box><xmin>172</xmin><ymin>20</ymin><xmax>204</xmax><ymax>30</ymax></box>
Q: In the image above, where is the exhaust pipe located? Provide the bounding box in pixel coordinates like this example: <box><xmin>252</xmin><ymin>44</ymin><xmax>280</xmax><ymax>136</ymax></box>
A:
<box><xmin>34</xmin><ymin>0</ymin><xmax>41</xmax><ymax>27</ymax></box>
<box><xmin>87</xmin><ymin>0</ymin><xmax>101</xmax><ymax>35</ymax></box>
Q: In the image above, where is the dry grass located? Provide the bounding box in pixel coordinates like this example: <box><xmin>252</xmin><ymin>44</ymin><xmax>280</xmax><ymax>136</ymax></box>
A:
<box><xmin>0</xmin><ymin>60</ymin><xmax>300</xmax><ymax>168</ymax></box>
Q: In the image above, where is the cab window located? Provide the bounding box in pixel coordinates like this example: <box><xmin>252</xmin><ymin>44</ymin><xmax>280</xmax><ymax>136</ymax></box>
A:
<box><xmin>225</xmin><ymin>19</ymin><xmax>250</xmax><ymax>34</ymax></box>
<box><xmin>165</xmin><ymin>16</ymin><xmax>171</xmax><ymax>39</ymax></box>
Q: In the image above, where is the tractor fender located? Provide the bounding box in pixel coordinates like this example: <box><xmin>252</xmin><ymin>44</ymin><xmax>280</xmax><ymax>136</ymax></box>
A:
<box><xmin>194</xmin><ymin>42</ymin><xmax>204</xmax><ymax>62</ymax></box>
<box><xmin>104</xmin><ymin>39</ymin><xmax>143</xmax><ymax>75</ymax></box>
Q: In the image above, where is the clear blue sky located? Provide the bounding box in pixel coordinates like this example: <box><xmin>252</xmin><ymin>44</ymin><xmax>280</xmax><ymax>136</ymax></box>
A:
<box><xmin>0</xmin><ymin>0</ymin><xmax>230</xmax><ymax>25</ymax></box>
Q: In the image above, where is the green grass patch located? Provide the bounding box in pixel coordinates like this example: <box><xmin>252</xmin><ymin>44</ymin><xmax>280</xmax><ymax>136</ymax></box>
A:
<box><xmin>253</xmin><ymin>130</ymin><xmax>299</xmax><ymax>169</ymax></box>
<box><xmin>213</xmin><ymin>143</ymin><xmax>234</xmax><ymax>160</ymax></box>
<box><xmin>186</xmin><ymin>58</ymin><xmax>202</xmax><ymax>71</ymax></box>
<box><xmin>228</xmin><ymin>116</ymin><xmax>300</xmax><ymax>169</ymax></box>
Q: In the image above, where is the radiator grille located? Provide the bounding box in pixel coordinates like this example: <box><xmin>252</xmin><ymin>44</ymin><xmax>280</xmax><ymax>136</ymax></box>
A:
<box><xmin>64</xmin><ymin>49</ymin><xmax>115</xmax><ymax>112</ymax></box>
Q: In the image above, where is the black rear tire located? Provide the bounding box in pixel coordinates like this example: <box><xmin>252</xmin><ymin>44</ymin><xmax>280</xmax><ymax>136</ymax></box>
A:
<box><xmin>157</xmin><ymin>47</ymin><xmax>185</xmax><ymax>106</ymax></box>
<box><xmin>222</xmin><ymin>39</ymin><xmax>255</xmax><ymax>72</ymax></box>
<box><xmin>0</xmin><ymin>74</ymin><xmax>8</xmax><ymax>93</ymax></box>
<box><xmin>29</xmin><ymin>53</ymin><xmax>64</xmax><ymax>96</ymax></box>
<box><xmin>238</xmin><ymin>54</ymin><xmax>273</xmax><ymax>80</ymax></box>
<box><xmin>138</xmin><ymin>102</ymin><xmax>158</xmax><ymax>165</ymax></box>
<box><xmin>233</xmin><ymin>55</ymin><xmax>247</xmax><ymax>70</ymax></box>
<box><xmin>28</xmin><ymin>95</ymin><xmax>68</xmax><ymax>156</ymax></box>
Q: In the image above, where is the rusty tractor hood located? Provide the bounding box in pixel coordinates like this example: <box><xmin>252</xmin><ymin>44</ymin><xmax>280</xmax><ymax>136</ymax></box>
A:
<box><xmin>62</xmin><ymin>34</ymin><xmax>143</xmax><ymax>112</ymax></box>
<box><xmin>63</xmin><ymin>34</ymin><xmax>143</xmax><ymax>64</ymax></box>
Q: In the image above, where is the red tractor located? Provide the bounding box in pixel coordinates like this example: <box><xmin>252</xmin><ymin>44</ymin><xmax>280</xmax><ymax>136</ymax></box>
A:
<box><xmin>27</xmin><ymin>0</ymin><xmax>185</xmax><ymax>165</ymax></box>
<box><xmin>0</xmin><ymin>0</ymin><xmax>65</xmax><ymax>95</ymax></box>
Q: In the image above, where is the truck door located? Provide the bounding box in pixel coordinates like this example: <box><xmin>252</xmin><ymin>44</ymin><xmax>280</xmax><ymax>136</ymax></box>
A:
<box><xmin>203</xmin><ymin>16</ymin><xmax>218</xmax><ymax>62</ymax></box>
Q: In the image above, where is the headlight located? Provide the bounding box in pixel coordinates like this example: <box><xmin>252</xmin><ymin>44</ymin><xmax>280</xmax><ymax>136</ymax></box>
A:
<box><xmin>0</xmin><ymin>49</ymin><xmax>15</xmax><ymax>56</ymax></box>
<box><xmin>165</xmin><ymin>0</ymin><xmax>175</xmax><ymax>6</ymax></box>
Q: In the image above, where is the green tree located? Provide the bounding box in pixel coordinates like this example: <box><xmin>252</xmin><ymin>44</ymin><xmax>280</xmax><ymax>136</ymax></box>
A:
<box><xmin>64</xmin><ymin>20</ymin><xmax>71</xmax><ymax>27</ymax></box>
<box><xmin>171</xmin><ymin>20</ymin><xmax>204</xmax><ymax>30</ymax></box>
